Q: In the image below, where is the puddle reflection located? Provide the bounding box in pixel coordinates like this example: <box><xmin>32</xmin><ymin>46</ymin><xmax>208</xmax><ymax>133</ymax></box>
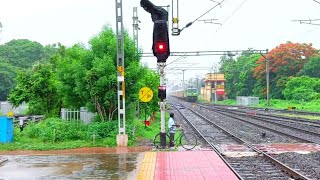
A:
<box><xmin>0</xmin><ymin>153</ymin><xmax>141</xmax><ymax>179</ymax></box>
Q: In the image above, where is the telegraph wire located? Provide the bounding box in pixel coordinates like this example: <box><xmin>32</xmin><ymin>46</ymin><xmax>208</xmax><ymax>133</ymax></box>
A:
<box><xmin>217</xmin><ymin>0</ymin><xmax>249</xmax><ymax>31</ymax></box>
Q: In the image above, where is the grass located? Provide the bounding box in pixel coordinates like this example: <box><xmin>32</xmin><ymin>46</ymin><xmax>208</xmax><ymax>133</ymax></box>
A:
<box><xmin>0</xmin><ymin>113</ymin><xmax>165</xmax><ymax>151</ymax></box>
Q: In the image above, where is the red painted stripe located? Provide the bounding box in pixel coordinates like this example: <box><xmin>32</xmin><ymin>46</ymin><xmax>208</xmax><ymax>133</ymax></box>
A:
<box><xmin>154</xmin><ymin>151</ymin><xmax>238</xmax><ymax>180</ymax></box>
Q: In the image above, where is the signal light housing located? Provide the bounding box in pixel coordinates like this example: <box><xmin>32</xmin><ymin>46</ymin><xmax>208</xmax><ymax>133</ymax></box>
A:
<box><xmin>153</xmin><ymin>20</ymin><xmax>170</xmax><ymax>63</ymax></box>
<box><xmin>158</xmin><ymin>86</ymin><xmax>166</xmax><ymax>101</ymax></box>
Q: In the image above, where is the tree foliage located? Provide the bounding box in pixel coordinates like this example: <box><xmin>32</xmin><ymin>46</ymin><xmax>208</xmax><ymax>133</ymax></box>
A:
<box><xmin>253</xmin><ymin>42</ymin><xmax>318</xmax><ymax>99</ymax></box>
<box><xmin>0</xmin><ymin>39</ymin><xmax>44</xmax><ymax>68</ymax></box>
<box><xmin>283</xmin><ymin>76</ymin><xmax>320</xmax><ymax>101</ymax></box>
<box><xmin>299</xmin><ymin>55</ymin><xmax>320</xmax><ymax>78</ymax></box>
<box><xmin>8</xmin><ymin>63</ymin><xmax>60</xmax><ymax>116</ymax></box>
<box><xmin>8</xmin><ymin>26</ymin><xmax>160</xmax><ymax>120</ymax></box>
<box><xmin>55</xmin><ymin>26</ymin><xmax>159</xmax><ymax>121</ymax></box>
<box><xmin>0</xmin><ymin>60</ymin><xmax>17</xmax><ymax>101</ymax></box>
<box><xmin>219</xmin><ymin>53</ymin><xmax>260</xmax><ymax>99</ymax></box>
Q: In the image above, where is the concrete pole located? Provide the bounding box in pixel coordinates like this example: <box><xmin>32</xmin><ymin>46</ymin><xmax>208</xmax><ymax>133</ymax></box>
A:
<box><xmin>159</xmin><ymin>63</ymin><xmax>166</xmax><ymax>148</ymax></box>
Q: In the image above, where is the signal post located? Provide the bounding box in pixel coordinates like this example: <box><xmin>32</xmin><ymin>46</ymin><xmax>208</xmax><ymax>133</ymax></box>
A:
<box><xmin>141</xmin><ymin>0</ymin><xmax>170</xmax><ymax>148</ymax></box>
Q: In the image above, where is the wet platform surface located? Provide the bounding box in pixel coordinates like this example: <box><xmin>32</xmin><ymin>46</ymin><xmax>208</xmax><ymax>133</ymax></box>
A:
<box><xmin>1</xmin><ymin>144</ymin><xmax>319</xmax><ymax>179</ymax></box>
<box><xmin>138</xmin><ymin>151</ymin><xmax>239</xmax><ymax>180</ymax></box>
<box><xmin>0</xmin><ymin>154</ymin><xmax>143</xmax><ymax>179</ymax></box>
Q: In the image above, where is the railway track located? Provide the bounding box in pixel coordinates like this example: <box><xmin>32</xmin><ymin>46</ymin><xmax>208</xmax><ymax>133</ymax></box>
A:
<box><xmin>198</xmin><ymin>104</ymin><xmax>320</xmax><ymax>144</ymax></box>
<box><xmin>169</xmin><ymin>99</ymin><xmax>311</xmax><ymax>180</ymax></box>
<box><xmin>203</xmin><ymin>103</ymin><xmax>320</xmax><ymax>121</ymax></box>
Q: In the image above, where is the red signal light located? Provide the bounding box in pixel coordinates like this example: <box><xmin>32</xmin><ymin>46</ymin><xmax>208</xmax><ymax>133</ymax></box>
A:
<box><xmin>156</xmin><ymin>42</ymin><xmax>166</xmax><ymax>52</ymax></box>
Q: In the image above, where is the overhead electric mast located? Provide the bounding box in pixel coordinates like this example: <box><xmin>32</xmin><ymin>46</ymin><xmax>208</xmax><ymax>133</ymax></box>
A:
<box><xmin>171</xmin><ymin>0</ymin><xmax>180</xmax><ymax>36</ymax></box>
<box><xmin>115</xmin><ymin>0</ymin><xmax>127</xmax><ymax>147</ymax></box>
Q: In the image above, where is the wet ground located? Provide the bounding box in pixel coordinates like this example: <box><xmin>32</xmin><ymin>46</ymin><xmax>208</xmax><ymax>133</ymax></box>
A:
<box><xmin>0</xmin><ymin>147</ymin><xmax>151</xmax><ymax>180</ymax></box>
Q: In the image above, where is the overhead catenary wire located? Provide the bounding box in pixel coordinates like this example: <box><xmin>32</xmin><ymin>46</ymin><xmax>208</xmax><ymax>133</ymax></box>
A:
<box><xmin>217</xmin><ymin>0</ymin><xmax>249</xmax><ymax>31</ymax></box>
<box><xmin>313</xmin><ymin>0</ymin><xmax>320</xmax><ymax>5</ymax></box>
<box><xmin>292</xmin><ymin>19</ymin><xmax>320</xmax><ymax>26</ymax></box>
<box><xmin>179</xmin><ymin>0</ymin><xmax>227</xmax><ymax>33</ymax></box>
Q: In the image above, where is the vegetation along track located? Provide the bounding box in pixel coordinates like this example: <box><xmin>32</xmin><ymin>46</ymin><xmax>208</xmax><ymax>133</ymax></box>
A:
<box><xmin>198</xmin><ymin>104</ymin><xmax>320</xmax><ymax>144</ymax></box>
<box><xmin>168</xmin><ymin>99</ymin><xmax>311</xmax><ymax>180</ymax></box>
<box><xmin>205</xmin><ymin>103</ymin><xmax>320</xmax><ymax>122</ymax></box>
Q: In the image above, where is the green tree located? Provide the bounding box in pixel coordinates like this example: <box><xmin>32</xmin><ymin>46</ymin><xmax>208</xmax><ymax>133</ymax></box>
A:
<box><xmin>219</xmin><ymin>55</ymin><xmax>237</xmax><ymax>99</ymax></box>
<box><xmin>0</xmin><ymin>60</ymin><xmax>17</xmax><ymax>101</ymax></box>
<box><xmin>8</xmin><ymin>63</ymin><xmax>60</xmax><ymax>116</ymax></box>
<box><xmin>299</xmin><ymin>55</ymin><xmax>320</xmax><ymax>78</ymax></box>
<box><xmin>283</xmin><ymin>76</ymin><xmax>320</xmax><ymax>101</ymax></box>
<box><xmin>219</xmin><ymin>53</ymin><xmax>260</xmax><ymax>99</ymax></box>
<box><xmin>254</xmin><ymin>42</ymin><xmax>318</xmax><ymax>99</ymax></box>
<box><xmin>56</xmin><ymin>26</ymin><xmax>158</xmax><ymax>121</ymax></box>
<box><xmin>0</xmin><ymin>39</ymin><xmax>44</xmax><ymax>68</ymax></box>
<box><xmin>234</xmin><ymin>54</ymin><xmax>260</xmax><ymax>96</ymax></box>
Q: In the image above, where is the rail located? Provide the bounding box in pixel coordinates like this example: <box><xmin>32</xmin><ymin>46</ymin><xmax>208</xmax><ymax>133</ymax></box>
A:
<box><xmin>170</xmin><ymin>99</ymin><xmax>310</xmax><ymax>180</ymax></box>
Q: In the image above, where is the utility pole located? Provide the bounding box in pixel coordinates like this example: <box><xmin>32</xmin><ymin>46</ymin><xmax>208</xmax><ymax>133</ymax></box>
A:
<box><xmin>133</xmin><ymin>7</ymin><xmax>140</xmax><ymax>118</ymax></box>
<box><xmin>132</xmin><ymin>7</ymin><xmax>140</xmax><ymax>52</ymax></box>
<box><xmin>0</xmin><ymin>22</ymin><xmax>2</xmax><ymax>37</ymax></box>
<box><xmin>181</xmin><ymin>69</ymin><xmax>186</xmax><ymax>88</ymax></box>
<box><xmin>115</xmin><ymin>0</ymin><xmax>127</xmax><ymax>146</ymax></box>
<box><xmin>266</xmin><ymin>56</ymin><xmax>270</xmax><ymax>111</ymax></box>
<box><xmin>260</xmin><ymin>50</ymin><xmax>270</xmax><ymax>112</ymax></box>
<box><xmin>214</xmin><ymin>68</ymin><xmax>217</xmax><ymax>103</ymax></box>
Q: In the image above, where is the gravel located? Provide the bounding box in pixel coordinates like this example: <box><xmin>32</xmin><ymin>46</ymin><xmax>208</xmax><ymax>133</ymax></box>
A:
<box><xmin>274</xmin><ymin>152</ymin><xmax>320</xmax><ymax>180</ymax></box>
<box><xmin>193</xmin><ymin>105</ymin><xmax>302</xmax><ymax>144</ymax></box>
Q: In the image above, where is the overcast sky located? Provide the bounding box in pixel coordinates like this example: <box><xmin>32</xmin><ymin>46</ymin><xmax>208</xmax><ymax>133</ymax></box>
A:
<box><xmin>0</xmin><ymin>0</ymin><xmax>319</xmax><ymax>84</ymax></box>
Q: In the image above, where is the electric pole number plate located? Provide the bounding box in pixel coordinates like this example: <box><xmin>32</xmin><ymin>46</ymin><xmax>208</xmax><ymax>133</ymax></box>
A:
<box><xmin>139</xmin><ymin>87</ymin><xmax>153</xmax><ymax>103</ymax></box>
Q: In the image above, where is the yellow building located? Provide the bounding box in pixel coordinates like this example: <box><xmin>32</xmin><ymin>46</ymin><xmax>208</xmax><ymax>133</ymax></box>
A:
<box><xmin>201</xmin><ymin>73</ymin><xmax>226</xmax><ymax>102</ymax></box>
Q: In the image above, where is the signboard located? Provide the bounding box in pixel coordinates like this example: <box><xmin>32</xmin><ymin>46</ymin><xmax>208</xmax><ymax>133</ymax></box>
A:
<box><xmin>139</xmin><ymin>87</ymin><xmax>153</xmax><ymax>103</ymax></box>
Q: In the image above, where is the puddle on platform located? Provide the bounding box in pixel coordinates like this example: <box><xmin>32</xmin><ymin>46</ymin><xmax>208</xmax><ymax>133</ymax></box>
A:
<box><xmin>0</xmin><ymin>153</ymin><xmax>143</xmax><ymax>179</ymax></box>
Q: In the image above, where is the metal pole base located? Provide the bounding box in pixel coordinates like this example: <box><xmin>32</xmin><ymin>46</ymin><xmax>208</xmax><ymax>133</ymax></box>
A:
<box><xmin>116</xmin><ymin>134</ymin><xmax>128</xmax><ymax>147</ymax></box>
<box><xmin>160</xmin><ymin>132</ymin><xmax>167</xmax><ymax>148</ymax></box>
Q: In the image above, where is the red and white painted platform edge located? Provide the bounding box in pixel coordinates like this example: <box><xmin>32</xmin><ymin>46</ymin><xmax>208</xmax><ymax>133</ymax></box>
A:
<box><xmin>137</xmin><ymin>143</ymin><xmax>320</xmax><ymax>179</ymax></box>
<box><xmin>137</xmin><ymin>151</ymin><xmax>239</xmax><ymax>180</ymax></box>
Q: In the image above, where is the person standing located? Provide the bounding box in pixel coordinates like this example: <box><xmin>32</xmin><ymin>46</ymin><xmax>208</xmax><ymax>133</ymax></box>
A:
<box><xmin>19</xmin><ymin>117</ymin><xmax>24</xmax><ymax>132</ymax></box>
<box><xmin>168</xmin><ymin>112</ymin><xmax>177</xmax><ymax>148</ymax></box>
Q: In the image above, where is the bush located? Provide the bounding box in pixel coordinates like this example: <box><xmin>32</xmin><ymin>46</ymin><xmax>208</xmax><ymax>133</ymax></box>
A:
<box><xmin>1</xmin><ymin>112</ymin><xmax>164</xmax><ymax>151</ymax></box>
<box><xmin>283</xmin><ymin>76</ymin><xmax>320</xmax><ymax>101</ymax></box>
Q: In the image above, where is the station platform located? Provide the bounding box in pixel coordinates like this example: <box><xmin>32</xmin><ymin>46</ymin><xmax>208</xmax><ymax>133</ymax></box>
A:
<box><xmin>137</xmin><ymin>150</ymin><xmax>239</xmax><ymax>180</ymax></box>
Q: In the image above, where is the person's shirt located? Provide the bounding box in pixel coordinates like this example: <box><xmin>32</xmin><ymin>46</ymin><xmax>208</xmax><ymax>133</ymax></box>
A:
<box><xmin>19</xmin><ymin>117</ymin><xmax>24</xmax><ymax>126</ymax></box>
<box><xmin>168</xmin><ymin>117</ymin><xmax>176</xmax><ymax>133</ymax></box>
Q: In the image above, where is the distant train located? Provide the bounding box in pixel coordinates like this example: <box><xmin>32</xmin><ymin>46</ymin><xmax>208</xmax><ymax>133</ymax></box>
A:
<box><xmin>170</xmin><ymin>87</ymin><xmax>198</xmax><ymax>102</ymax></box>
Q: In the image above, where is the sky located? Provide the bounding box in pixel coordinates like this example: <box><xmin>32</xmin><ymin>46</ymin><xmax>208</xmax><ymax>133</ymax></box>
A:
<box><xmin>0</xmin><ymin>0</ymin><xmax>319</xmax><ymax>85</ymax></box>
